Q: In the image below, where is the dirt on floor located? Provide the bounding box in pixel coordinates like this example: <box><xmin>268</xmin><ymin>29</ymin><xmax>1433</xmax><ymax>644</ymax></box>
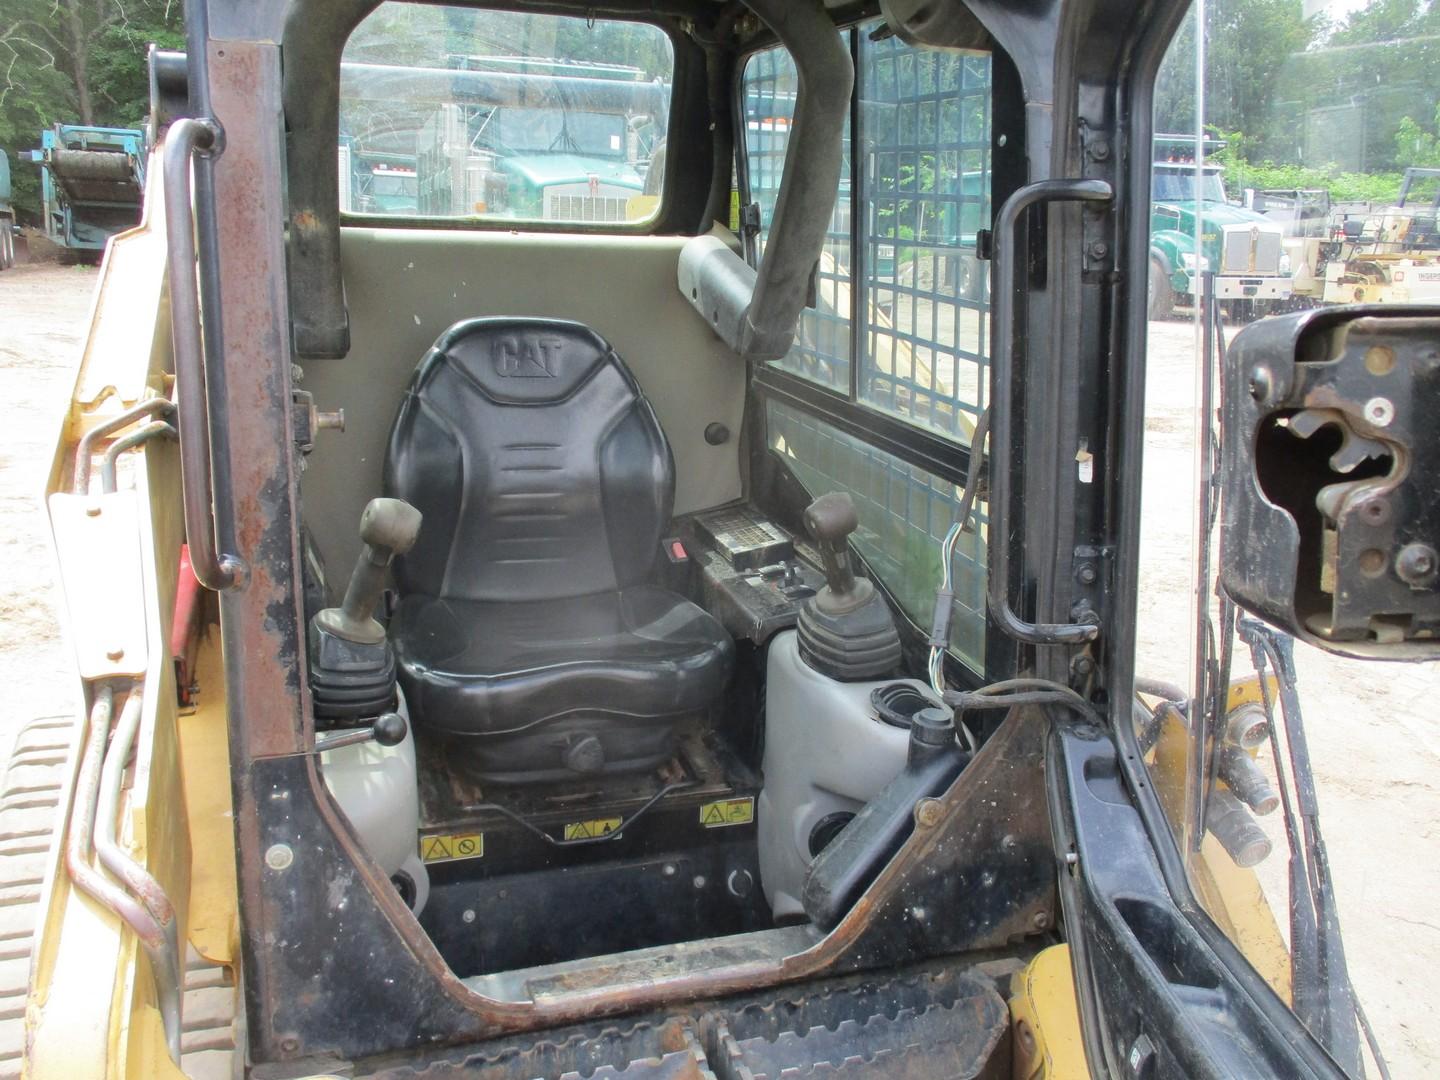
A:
<box><xmin>0</xmin><ymin>262</ymin><xmax>1436</xmax><ymax>1076</ymax></box>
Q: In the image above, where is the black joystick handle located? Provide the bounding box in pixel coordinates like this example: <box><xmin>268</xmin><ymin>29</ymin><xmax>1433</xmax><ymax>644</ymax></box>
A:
<box><xmin>804</xmin><ymin>492</ymin><xmax>860</xmax><ymax>600</ymax></box>
<box><xmin>316</xmin><ymin>498</ymin><xmax>423</xmax><ymax>645</ymax></box>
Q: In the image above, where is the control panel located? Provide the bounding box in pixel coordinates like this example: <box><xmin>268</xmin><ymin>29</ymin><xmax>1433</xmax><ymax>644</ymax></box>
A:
<box><xmin>685</xmin><ymin>505</ymin><xmax>826</xmax><ymax>644</ymax></box>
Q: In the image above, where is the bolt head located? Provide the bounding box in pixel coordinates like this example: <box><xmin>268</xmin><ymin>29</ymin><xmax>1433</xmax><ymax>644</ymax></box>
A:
<box><xmin>1396</xmin><ymin>543</ymin><xmax>1439</xmax><ymax>589</ymax></box>
<box><xmin>1248</xmin><ymin>366</ymin><xmax>1273</xmax><ymax>402</ymax></box>
<box><xmin>264</xmin><ymin>843</ymin><xmax>294</xmax><ymax>871</ymax></box>
<box><xmin>914</xmin><ymin>798</ymin><xmax>944</xmax><ymax>828</ymax></box>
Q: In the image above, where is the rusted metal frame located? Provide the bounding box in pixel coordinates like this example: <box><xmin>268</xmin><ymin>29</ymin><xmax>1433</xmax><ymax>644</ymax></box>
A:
<box><xmin>65</xmin><ymin>683</ymin><xmax>182</xmax><ymax>1062</ymax></box>
<box><xmin>93</xmin><ymin>689</ymin><xmax>183</xmax><ymax>1061</ymax></box>
<box><xmin>162</xmin><ymin>117</ymin><xmax>247</xmax><ymax>592</ymax></box>
<box><xmin>72</xmin><ymin>398</ymin><xmax>175</xmax><ymax>494</ymax></box>
<box><xmin>238</xmin><ymin>705</ymin><xmax>1052</xmax><ymax>1066</ymax></box>
<box><xmin>99</xmin><ymin>421</ymin><xmax>178</xmax><ymax>495</ymax></box>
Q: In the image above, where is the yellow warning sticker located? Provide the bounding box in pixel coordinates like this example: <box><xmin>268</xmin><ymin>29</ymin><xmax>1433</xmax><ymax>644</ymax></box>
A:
<box><xmin>562</xmin><ymin>817</ymin><xmax>622</xmax><ymax>841</ymax></box>
<box><xmin>700</xmin><ymin>797</ymin><xmax>755</xmax><ymax>829</ymax></box>
<box><xmin>419</xmin><ymin>832</ymin><xmax>484</xmax><ymax>863</ymax></box>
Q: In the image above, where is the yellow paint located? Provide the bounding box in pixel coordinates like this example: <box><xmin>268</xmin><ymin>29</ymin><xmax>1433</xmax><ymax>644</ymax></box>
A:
<box><xmin>1142</xmin><ymin>676</ymin><xmax>1292</xmax><ymax>1004</ymax></box>
<box><xmin>124</xmin><ymin>1004</ymin><xmax>188</xmax><ymax>1080</ymax></box>
<box><xmin>563</xmin><ymin>817</ymin><xmax>621</xmax><ymax>841</ymax></box>
<box><xmin>28</xmin><ymin>150</ymin><xmax>203</xmax><ymax>1079</ymax></box>
<box><xmin>421</xmin><ymin>832</ymin><xmax>485</xmax><ymax>863</ymax></box>
<box><xmin>625</xmin><ymin>193</ymin><xmax>660</xmax><ymax>222</ymax></box>
<box><xmin>699</xmin><ymin>796</ymin><xmax>754</xmax><ymax>828</ymax></box>
<box><xmin>179</xmin><ymin>635</ymin><xmax>238</xmax><ymax>965</ymax></box>
<box><xmin>1009</xmin><ymin>945</ymin><xmax>1087</xmax><ymax>1079</ymax></box>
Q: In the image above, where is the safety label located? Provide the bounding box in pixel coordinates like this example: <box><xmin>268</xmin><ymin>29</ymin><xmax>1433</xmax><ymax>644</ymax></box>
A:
<box><xmin>562</xmin><ymin>817</ymin><xmax>622</xmax><ymax>841</ymax></box>
<box><xmin>700</xmin><ymin>797</ymin><xmax>755</xmax><ymax>828</ymax></box>
<box><xmin>420</xmin><ymin>832</ymin><xmax>484</xmax><ymax>863</ymax></box>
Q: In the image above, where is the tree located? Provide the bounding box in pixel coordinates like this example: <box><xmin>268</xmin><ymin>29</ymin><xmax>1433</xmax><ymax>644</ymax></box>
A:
<box><xmin>1154</xmin><ymin>0</ymin><xmax>1320</xmax><ymax>159</ymax></box>
<box><xmin>0</xmin><ymin>0</ymin><xmax>182</xmax><ymax>218</ymax></box>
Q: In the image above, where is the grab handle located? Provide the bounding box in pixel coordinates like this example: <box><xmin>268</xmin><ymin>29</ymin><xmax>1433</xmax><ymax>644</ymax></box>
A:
<box><xmin>988</xmin><ymin>179</ymin><xmax>1112</xmax><ymax>645</ymax></box>
<box><xmin>163</xmin><ymin>118</ymin><xmax>245</xmax><ymax>591</ymax></box>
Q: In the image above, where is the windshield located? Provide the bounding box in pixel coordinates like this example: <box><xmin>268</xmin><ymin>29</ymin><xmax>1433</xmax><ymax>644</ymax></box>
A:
<box><xmin>1152</xmin><ymin>167</ymin><xmax>1228</xmax><ymax>203</ymax></box>
<box><xmin>483</xmin><ymin>107</ymin><xmax>626</xmax><ymax>157</ymax></box>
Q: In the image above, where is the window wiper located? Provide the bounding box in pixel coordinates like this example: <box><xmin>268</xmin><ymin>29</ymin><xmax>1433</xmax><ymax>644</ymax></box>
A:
<box><xmin>1238</xmin><ymin>617</ymin><xmax>1385</xmax><ymax>1080</ymax></box>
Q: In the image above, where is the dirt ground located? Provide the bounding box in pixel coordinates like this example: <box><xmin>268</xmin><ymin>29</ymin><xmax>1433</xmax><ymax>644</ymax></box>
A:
<box><xmin>0</xmin><ymin>262</ymin><xmax>1436</xmax><ymax>1076</ymax></box>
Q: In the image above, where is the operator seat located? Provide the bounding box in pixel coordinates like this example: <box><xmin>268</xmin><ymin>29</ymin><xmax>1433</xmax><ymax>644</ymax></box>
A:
<box><xmin>384</xmin><ymin>318</ymin><xmax>733</xmax><ymax>784</ymax></box>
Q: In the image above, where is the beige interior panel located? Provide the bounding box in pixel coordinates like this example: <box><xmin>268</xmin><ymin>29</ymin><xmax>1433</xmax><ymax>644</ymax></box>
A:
<box><xmin>299</xmin><ymin>226</ymin><xmax>747</xmax><ymax>582</ymax></box>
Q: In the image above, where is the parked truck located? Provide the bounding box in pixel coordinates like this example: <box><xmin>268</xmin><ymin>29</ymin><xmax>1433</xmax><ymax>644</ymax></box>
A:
<box><xmin>25</xmin><ymin>124</ymin><xmax>147</xmax><ymax>258</ymax></box>
<box><xmin>0</xmin><ymin>150</ymin><xmax>16</xmax><ymax>270</ymax></box>
<box><xmin>1148</xmin><ymin>134</ymin><xmax>1291</xmax><ymax>320</ymax></box>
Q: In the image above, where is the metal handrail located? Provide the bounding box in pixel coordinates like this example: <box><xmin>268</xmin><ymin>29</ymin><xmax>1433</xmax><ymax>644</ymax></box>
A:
<box><xmin>162</xmin><ymin>118</ymin><xmax>245</xmax><ymax>591</ymax></box>
<box><xmin>988</xmin><ymin>178</ymin><xmax>1113</xmax><ymax>645</ymax></box>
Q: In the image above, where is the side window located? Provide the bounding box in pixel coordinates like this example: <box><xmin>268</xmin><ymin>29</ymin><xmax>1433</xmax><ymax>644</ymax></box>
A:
<box><xmin>340</xmin><ymin>4</ymin><xmax>673</xmax><ymax>227</ymax></box>
<box><xmin>743</xmin><ymin>29</ymin><xmax>994</xmax><ymax>673</ymax></box>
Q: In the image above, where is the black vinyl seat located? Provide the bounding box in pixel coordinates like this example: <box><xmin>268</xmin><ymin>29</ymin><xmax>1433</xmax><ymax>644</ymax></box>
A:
<box><xmin>384</xmin><ymin>318</ymin><xmax>732</xmax><ymax>783</ymax></box>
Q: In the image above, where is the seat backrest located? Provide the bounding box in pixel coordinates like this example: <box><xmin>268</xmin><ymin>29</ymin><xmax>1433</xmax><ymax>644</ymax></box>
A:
<box><xmin>385</xmin><ymin>318</ymin><xmax>674</xmax><ymax>603</ymax></box>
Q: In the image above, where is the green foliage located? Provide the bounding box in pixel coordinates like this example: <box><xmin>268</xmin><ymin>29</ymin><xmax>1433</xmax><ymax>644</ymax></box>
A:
<box><xmin>0</xmin><ymin>0</ymin><xmax>183</xmax><ymax>219</ymax></box>
<box><xmin>1395</xmin><ymin>103</ymin><xmax>1440</xmax><ymax>170</ymax></box>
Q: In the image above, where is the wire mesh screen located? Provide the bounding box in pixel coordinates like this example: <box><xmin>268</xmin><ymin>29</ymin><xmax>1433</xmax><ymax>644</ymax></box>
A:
<box><xmin>768</xmin><ymin>401</ymin><xmax>987</xmax><ymax>670</ymax></box>
<box><xmin>744</xmin><ymin>30</ymin><xmax>992</xmax><ymax>672</ymax></box>
<box><xmin>741</xmin><ymin>37</ymin><xmax>992</xmax><ymax>437</ymax></box>
<box><xmin>859</xmin><ymin>40</ymin><xmax>991</xmax><ymax>439</ymax></box>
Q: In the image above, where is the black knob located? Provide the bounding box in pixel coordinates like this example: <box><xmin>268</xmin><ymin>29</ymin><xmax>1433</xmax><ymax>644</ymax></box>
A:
<box><xmin>372</xmin><ymin>712</ymin><xmax>408</xmax><ymax>747</ymax></box>
<box><xmin>803</xmin><ymin>492</ymin><xmax>859</xmax><ymax>599</ymax></box>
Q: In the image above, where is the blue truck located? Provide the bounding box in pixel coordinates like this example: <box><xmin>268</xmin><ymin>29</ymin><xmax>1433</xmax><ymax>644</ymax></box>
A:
<box><xmin>26</xmin><ymin>124</ymin><xmax>147</xmax><ymax>258</ymax></box>
<box><xmin>0</xmin><ymin>150</ymin><xmax>16</xmax><ymax>270</ymax></box>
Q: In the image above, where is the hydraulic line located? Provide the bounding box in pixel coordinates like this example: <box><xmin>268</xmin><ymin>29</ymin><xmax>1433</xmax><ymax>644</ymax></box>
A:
<box><xmin>65</xmin><ymin>684</ymin><xmax>181</xmax><ymax>1062</ymax></box>
<box><xmin>94</xmin><ymin>689</ymin><xmax>182</xmax><ymax>1061</ymax></box>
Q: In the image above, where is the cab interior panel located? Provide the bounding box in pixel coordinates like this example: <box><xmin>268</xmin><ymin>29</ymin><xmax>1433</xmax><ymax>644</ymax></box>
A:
<box><xmin>300</xmin><ymin>227</ymin><xmax>748</xmax><ymax>580</ymax></box>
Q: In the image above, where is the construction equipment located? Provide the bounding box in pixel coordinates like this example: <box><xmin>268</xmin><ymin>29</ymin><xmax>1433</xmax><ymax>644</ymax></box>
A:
<box><xmin>17</xmin><ymin>1</ymin><xmax>1409</xmax><ymax>1078</ymax></box>
<box><xmin>1148</xmin><ymin>135</ymin><xmax>1292</xmax><ymax>320</ymax></box>
<box><xmin>1320</xmin><ymin>167</ymin><xmax>1440</xmax><ymax>305</ymax></box>
<box><xmin>0</xmin><ymin>151</ymin><xmax>16</xmax><ymax>270</ymax></box>
<box><xmin>25</xmin><ymin>124</ymin><xmax>147</xmax><ymax>258</ymax></box>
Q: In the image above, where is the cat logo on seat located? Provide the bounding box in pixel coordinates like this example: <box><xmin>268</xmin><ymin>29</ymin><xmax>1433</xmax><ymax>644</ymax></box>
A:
<box><xmin>493</xmin><ymin>335</ymin><xmax>562</xmax><ymax>377</ymax></box>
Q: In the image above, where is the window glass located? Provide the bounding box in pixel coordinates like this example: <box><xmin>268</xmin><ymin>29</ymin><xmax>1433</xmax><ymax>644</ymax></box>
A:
<box><xmin>1135</xmin><ymin>0</ymin><xmax>1435</xmax><ymax>1069</ymax></box>
<box><xmin>740</xmin><ymin>32</ymin><xmax>992</xmax><ymax>441</ymax></box>
<box><xmin>340</xmin><ymin>5</ymin><xmax>672</xmax><ymax>225</ymax></box>
<box><xmin>859</xmin><ymin>41</ymin><xmax>991</xmax><ymax>438</ymax></box>
<box><xmin>768</xmin><ymin>401</ymin><xmax>987</xmax><ymax>670</ymax></box>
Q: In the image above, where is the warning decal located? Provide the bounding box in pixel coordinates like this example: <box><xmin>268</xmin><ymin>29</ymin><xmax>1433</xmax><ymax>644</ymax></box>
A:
<box><xmin>420</xmin><ymin>832</ymin><xmax>484</xmax><ymax>863</ymax></box>
<box><xmin>699</xmin><ymin>797</ymin><xmax>755</xmax><ymax>828</ymax></box>
<box><xmin>563</xmin><ymin>817</ymin><xmax>622</xmax><ymax>841</ymax></box>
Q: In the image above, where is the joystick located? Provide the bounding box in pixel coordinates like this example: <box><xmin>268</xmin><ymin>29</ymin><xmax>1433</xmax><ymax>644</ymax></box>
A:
<box><xmin>796</xmin><ymin>492</ymin><xmax>901</xmax><ymax>680</ymax></box>
<box><xmin>308</xmin><ymin>498</ymin><xmax>423</xmax><ymax>723</ymax></box>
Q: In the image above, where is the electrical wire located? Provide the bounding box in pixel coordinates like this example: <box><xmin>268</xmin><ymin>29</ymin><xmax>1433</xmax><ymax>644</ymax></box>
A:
<box><xmin>927</xmin><ymin>407</ymin><xmax>990</xmax><ymax>696</ymax></box>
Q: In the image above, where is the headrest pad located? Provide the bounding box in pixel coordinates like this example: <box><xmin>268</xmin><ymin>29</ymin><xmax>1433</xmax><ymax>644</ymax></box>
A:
<box><xmin>429</xmin><ymin>318</ymin><xmax>613</xmax><ymax>405</ymax></box>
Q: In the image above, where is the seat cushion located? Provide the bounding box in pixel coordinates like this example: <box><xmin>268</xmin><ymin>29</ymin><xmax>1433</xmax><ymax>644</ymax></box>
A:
<box><xmin>393</xmin><ymin>585</ymin><xmax>734</xmax><ymax>738</ymax></box>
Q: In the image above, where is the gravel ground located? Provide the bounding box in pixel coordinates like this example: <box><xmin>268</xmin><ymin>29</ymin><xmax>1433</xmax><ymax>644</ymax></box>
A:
<box><xmin>0</xmin><ymin>261</ymin><xmax>1435</xmax><ymax>1075</ymax></box>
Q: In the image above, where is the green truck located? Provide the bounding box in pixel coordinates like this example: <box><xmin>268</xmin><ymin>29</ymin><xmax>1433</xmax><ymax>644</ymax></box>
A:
<box><xmin>1148</xmin><ymin>135</ymin><xmax>1290</xmax><ymax>319</ymax></box>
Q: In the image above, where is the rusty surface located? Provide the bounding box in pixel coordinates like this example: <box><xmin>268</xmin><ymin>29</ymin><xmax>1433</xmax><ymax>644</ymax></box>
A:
<box><xmin>238</xmin><ymin>703</ymin><xmax>1053</xmax><ymax>1067</ymax></box>
<box><xmin>202</xmin><ymin>24</ymin><xmax>1054</xmax><ymax>1073</ymax></box>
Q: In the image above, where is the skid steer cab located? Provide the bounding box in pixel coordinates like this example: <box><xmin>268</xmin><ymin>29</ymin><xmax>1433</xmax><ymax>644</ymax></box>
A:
<box><xmin>20</xmin><ymin>0</ymin><xmax>1422</xmax><ymax>1077</ymax></box>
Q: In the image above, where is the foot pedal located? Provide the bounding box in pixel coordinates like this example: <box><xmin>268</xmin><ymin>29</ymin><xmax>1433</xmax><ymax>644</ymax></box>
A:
<box><xmin>708</xmin><ymin>970</ymin><xmax>1008</xmax><ymax>1080</ymax></box>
